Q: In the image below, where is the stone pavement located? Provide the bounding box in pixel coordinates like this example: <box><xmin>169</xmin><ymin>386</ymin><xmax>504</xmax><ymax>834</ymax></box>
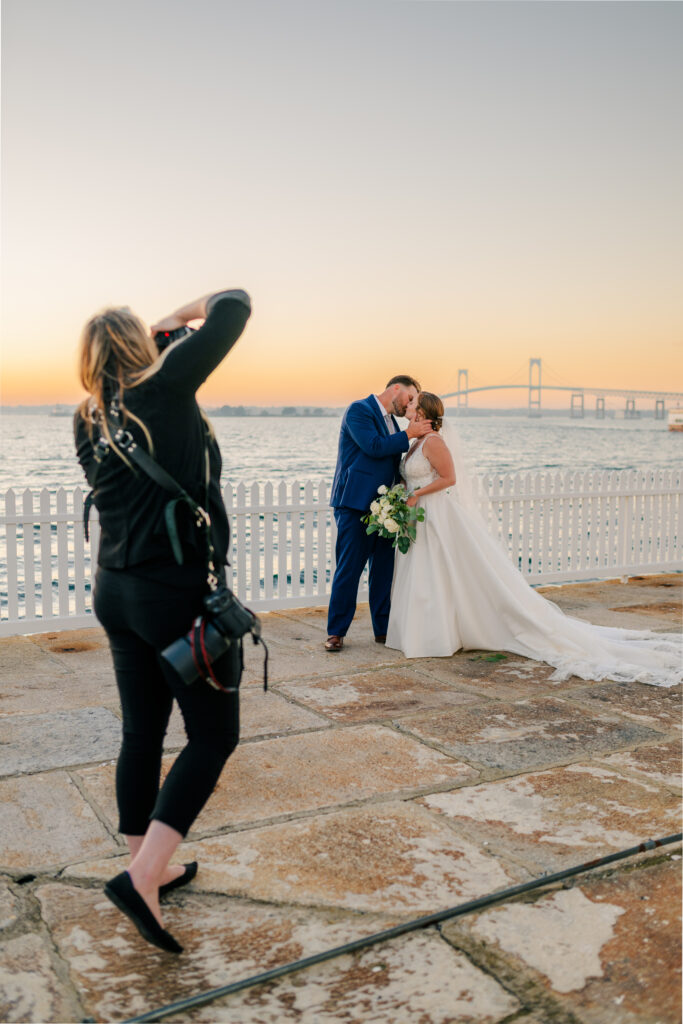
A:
<box><xmin>0</xmin><ymin>574</ymin><xmax>681</xmax><ymax>1024</ymax></box>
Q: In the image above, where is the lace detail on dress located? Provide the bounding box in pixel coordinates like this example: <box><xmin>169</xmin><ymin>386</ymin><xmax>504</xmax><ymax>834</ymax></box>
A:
<box><xmin>401</xmin><ymin>440</ymin><xmax>438</xmax><ymax>492</ymax></box>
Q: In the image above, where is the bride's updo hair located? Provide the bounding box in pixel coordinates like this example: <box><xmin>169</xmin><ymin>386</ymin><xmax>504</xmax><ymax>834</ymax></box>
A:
<box><xmin>417</xmin><ymin>392</ymin><xmax>444</xmax><ymax>432</ymax></box>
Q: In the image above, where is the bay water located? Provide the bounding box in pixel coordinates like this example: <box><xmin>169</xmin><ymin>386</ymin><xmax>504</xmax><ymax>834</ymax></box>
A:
<box><xmin>1</xmin><ymin>413</ymin><xmax>680</xmax><ymax>494</ymax></box>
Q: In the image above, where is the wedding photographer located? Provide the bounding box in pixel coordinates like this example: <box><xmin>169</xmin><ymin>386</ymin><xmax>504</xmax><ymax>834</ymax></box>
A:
<box><xmin>74</xmin><ymin>287</ymin><xmax>252</xmax><ymax>952</ymax></box>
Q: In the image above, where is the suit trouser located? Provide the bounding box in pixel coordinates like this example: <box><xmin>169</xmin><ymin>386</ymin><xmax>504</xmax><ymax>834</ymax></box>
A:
<box><xmin>327</xmin><ymin>507</ymin><xmax>396</xmax><ymax>638</ymax></box>
<box><xmin>94</xmin><ymin>565</ymin><xmax>241</xmax><ymax>838</ymax></box>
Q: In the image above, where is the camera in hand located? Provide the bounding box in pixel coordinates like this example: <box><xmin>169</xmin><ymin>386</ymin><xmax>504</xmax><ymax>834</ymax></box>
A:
<box><xmin>155</xmin><ymin>325</ymin><xmax>195</xmax><ymax>353</ymax></box>
<box><xmin>161</xmin><ymin>585</ymin><xmax>263</xmax><ymax>692</ymax></box>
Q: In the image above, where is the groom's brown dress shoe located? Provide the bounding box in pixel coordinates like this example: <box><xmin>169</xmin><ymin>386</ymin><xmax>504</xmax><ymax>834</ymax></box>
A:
<box><xmin>325</xmin><ymin>636</ymin><xmax>344</xmax><ymax>651</ymax></box>
<box><xmin>374</xmin><ymin>635</ymin><xmax>387</xmax><ymax>644</ymax></box>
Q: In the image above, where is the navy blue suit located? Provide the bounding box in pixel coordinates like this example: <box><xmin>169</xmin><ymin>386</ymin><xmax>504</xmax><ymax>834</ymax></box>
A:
<box><xmin>327</xmin><ymin>396</ymin><xmax>410</xmax><ymax>638</ymax></box>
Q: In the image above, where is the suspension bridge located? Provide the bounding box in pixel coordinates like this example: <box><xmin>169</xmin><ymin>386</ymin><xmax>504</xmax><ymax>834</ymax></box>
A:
<box><xmin>442</xmin><ymin>359</ymin><xmax>683</xmax><ymax>418</ymax></box>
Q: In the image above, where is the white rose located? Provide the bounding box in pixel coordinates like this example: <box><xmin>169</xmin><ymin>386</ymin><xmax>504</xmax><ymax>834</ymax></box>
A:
<box><xmin>384</xmin><ymin>518</ymin><xmax>399</xmax><ymax>533</ymax></box>
<box><xmin>377</xmin><ymin>485</ymin><xmax>388</xmax><ymax>495</ymax></box>
<box><xmin>370</xmin><ymin>501</ymin><xmax>380</xmax><ymax>514</ymax></box>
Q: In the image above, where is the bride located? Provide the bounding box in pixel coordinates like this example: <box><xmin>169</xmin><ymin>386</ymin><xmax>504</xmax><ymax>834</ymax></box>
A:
<box><xmin>385</xmin><ymin>392</ymin><xmax>681</xmax><ymax>688</ymax></box>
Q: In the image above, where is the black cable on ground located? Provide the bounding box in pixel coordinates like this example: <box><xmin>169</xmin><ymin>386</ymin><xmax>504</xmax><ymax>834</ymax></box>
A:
<box><xmin>115</xmin><ymin>832</ymin><xmax>681</xmax><ymax>1024</ymax></box>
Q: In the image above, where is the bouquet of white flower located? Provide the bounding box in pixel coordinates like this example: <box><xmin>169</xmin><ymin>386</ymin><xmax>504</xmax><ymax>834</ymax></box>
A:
<box><xmin>362</xmin><ymin>483</ymin><xmax>425</xmax><ymax>554</ymax></box>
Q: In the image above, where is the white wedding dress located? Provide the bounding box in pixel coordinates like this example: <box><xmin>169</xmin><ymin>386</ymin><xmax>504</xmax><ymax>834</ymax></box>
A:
<box><xmin>385</xmin><ymin>431</ymin><xmax>682</xmax><ymax>687</ymax></box>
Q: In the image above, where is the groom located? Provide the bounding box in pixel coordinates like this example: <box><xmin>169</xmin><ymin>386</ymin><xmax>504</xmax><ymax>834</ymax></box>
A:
<box><xmin>325</xmin><ymin>375</ymin><xmax>431</xmax><ymax>651</ymax></box>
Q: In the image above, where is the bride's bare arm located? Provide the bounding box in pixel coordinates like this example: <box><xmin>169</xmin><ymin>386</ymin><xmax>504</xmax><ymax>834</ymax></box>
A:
<box><xmin>406</xmin><ymin>435</ymin><xmax>456</xmax><ymax>506</ymax></box>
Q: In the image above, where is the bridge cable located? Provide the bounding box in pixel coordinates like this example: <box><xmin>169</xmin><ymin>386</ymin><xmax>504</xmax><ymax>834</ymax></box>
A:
<box><xmin>109</xmin><ymin>832</ymin><xmax>681</xmax><ymax>1024</ymax></box>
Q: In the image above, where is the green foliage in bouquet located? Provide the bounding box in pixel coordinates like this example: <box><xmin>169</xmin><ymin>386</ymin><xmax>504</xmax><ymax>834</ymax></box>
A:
<box><xmin>362</xmin><ymin>483</ymin><xmax>425</xmax><ymax>554</ymax></box>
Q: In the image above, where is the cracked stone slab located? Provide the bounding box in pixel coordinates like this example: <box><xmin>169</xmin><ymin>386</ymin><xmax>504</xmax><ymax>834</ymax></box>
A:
<box><xmin>36</xmin><ymin>883</ymin><xmax>520</xmax><ymax>1023</ymax></box>
<box><xmin>277</xmin><ymin>667</ymin><xmax>485</xmax><ymax>723</ymax></box>
<box><xmin>410</xmin><ymin>653</ymin><xmax>585</xmax><ymax>700</ymax></box>
<box><xmin>597</xmin><ymin>738</ymin><xmax>683</xmax><ymax>790</ymax></box>
<box><xmin>422</xmin><ymin>763</ymin><xmax>681</xmax><ymax>873</ymax></box>
<box><xmin>568</xmin><ymin>680</ymin><xmax>682</xmax><ymax>733</ymax></box>
<box><xmin>0</xmin><ymin>881</ymin><xmax>19</xmax><ymax>930</ymax></box>
<box><xmin>66</xmin><ymin>800</ymin><xmax>520</xmax><ymax>914</ymax></box>
<box><xmin>164</xmin><ymin>689</ymin><xmax>327</xmax><ymax>749</ymax></box>
<box><xmin>395</xmin><ymin>696</ymin><xmax>663</xmax><ymax>774</ymax></box>
<box><xmin>443</xmin><ymin>857</ymin><xmax>682</xmax><ymax>1024</ymax></box>
<box><xmin>0</xmin><ymin>771</ymin><xmax>117</xmax><ymax>872</ymax></box>
<box><xmin>0</xmin><ymin>707</ymin><xmax>122</xmax><ymax>776</ymax></box>
<box><xmin>76</xmin><ymin>725</ymin><xmax>476</xmax><ymax>834</ymax></box>
<box><xmin>0</xmin><ymin>932</ymin><xmax>81</xmax><ymax>1024</ymax></box>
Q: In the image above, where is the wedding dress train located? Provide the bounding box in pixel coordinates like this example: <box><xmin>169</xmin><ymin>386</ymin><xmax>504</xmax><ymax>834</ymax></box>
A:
<box><xmin>385</xmin><ymin>433</ymin><xmax>681</xmax><ymax>687</ymax></box>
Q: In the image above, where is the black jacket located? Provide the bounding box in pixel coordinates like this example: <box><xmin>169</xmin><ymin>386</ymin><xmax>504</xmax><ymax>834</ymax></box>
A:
<box><xmin>75</xmin><ymin>293</ymin><xmax>251</xmax><ymax>570</ymax></box>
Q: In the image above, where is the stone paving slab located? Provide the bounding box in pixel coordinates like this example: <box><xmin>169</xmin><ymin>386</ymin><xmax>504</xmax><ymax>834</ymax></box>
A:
<box><xmin>240</xmin><ymin>635</ymin><xmax>404</xmax><ymax>686</ymax></box>
<box><xmin>442</xmin><ymin>857</ymin><xmax>682</xmax><ymax>1024</ymax></box>
<box><xmin>277</xmin><ymin>666</ymin><xmax>485</xmax><ymax>723</ymax></box>
<box><xmin>35</xmin><ymin>884</ymin><xmax>520</xmax><ymax>1024</ymax></box>
<box><xmin>0</xmin><ymin>881</ymin><xmax>19</xmax><ymax>931</ymax></box>
<box><xmin>76</xmin><ymin>724</ymin><xmax>477</xmax><ymax>835</ymax></box>
<box><xmin>29</xmin><ymin>627</ymin><xmax>111</xmax><ymax>667</ymax></box>
<box><xmin>567</xmin><ymin>679</ymin><xmax>683</xmax><ymax>733</ymax></box>
<box><xmin>0</xmin><ymin>932</ymin><xmax>82</xmax><ymax>1024</ymax></box>
<box><xmin>164</xmin><ymin>688</ymin><xmax>328</xmax><ymax>749</ymax></box>
<box><xmin>0</xmin><ymin>578</ymin><xmax>680</xmax><ymax>1023</ymax></box>
<box><xmin>0</xmin><ymin>666</ymin><xmax>120</xmax><ymax>718</ymax></box>
<box><xmin>0</xmin><ymin>636</ymin><xmax>71</xmax><ymax>694</ymax></box>
<box><xmin>538</xmin><ymin>573</ymin><xmax>682</xmax><ymax>628</ymax></box>
<box><xmin>596</xmin><ymin>738</ymin><xmax>683</xmax><ymax>791</ymax></box>
<box><xmin>67</xmin><ymin>800</ymin><xmax>522</xmax><ymax>915</ymax></box>
<box><xmin>395</xmin><ymin>696</ymin><xmax>664</xmax><ymax>775</ymax></box>
<box><xmin>422</xmin><ymin>763</ymin><xmax>681</xmax><ymax>873</ymax></box>
<box><xmin>0</xmin><ymin>771</ymin><xmax>118</xmax><ymax>872</ymax></box>
<box><xmin>239</xmin><ymin>607</ymin><xmax>406</xmax><ymax>687</ymax></box>
<box><xmin>0</xmin><ymin>707</ymin><xmax>122</xmax><ymax>777</ymax></box>
<box><xmin>607</xmin><ymin>600</ymin><xmax>682</xmax><ymax>625</ymax></box>
<box><xmin>410</xmin><ymin>653</ymin><xmax>586</xmax><ymax>701</ymax></box>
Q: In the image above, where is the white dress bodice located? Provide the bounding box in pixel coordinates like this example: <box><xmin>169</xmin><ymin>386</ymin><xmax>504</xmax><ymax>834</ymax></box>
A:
<box><xmin>401</xmin><ymin>439</ymin><xmax>438</xmax><ymax>492</ymax></box>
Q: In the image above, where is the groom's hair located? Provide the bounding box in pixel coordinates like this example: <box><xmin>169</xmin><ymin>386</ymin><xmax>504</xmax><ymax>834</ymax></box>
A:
<box><xmin>386</xmin><ymin>374</ymin><xmax>421</xmax><ymax>391</ymax></box>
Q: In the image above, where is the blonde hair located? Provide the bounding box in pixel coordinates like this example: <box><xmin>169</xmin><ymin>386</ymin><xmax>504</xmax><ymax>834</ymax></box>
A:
<box><xmin>77</xmin><ymin>306</ymin><xmax>158</xmax><ymax>461</ymax></box>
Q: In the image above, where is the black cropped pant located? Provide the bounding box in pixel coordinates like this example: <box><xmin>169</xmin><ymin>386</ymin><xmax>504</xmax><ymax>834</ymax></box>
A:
<box><xmin>94</xmin><ymin>565</ymin><xmax>240</xmax><ymax>837</ymax></box>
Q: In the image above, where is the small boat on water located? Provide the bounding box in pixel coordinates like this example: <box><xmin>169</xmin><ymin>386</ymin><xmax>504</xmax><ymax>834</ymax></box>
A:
<box><xmin>668</xmin><ymin>409</ymin><xmax>683</xmax><ymax>432</ymax></box>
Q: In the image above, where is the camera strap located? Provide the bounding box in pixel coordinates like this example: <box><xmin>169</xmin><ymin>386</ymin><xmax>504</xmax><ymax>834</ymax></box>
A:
<box><xmin>83</xmin><ymin>401</ymin><xmax>213</xmax><ymax>572</ymax></box>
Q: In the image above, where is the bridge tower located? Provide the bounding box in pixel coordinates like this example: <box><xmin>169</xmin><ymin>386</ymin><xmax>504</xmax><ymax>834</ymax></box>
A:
<box><xmin>457</xmin><ymin>369</ymin><xmax>469</xmax><ymax>412</ymax></box>
<box><xmin>528</xmin><ymin>358</ymin><xmax>542</xmax><ymax>417</ymax></box>
<box><xmin>595</xmin><ymin>396</ymin><xmax>605</xmax><ymax>419</ymax></box>
<box><xmin>570</xmin><ymin>393</ymin><xmax>584</xmax><ymax>418</ymax></box>
<box><xmin>655</xmin><ymin>399</ymin><xmax>665</xmax><ymax>420</ymax></box>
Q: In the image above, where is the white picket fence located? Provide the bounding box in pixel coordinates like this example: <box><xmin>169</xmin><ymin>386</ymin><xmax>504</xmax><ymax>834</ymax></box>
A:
<box><xmin>1</xmin><ymin>470</ymin><xmax>681</xmax><ymax>637</ymax></box>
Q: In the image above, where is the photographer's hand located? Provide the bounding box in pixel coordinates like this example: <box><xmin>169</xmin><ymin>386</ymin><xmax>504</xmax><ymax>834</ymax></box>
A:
<box><xmin>151</xmin><ymin>294</ymin><xmax>213</xmax><ymax>338</ymax></box>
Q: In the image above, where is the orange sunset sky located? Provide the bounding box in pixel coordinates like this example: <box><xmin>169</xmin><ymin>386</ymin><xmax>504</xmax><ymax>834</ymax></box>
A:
<box><xmin>2</xmin><ymin>1</ymin><xmax>681</xmax><ymax>410</ymax></box>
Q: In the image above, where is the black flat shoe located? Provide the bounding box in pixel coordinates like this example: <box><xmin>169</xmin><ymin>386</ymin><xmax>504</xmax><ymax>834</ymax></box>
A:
<box><xmin>159</xmin><ymin>861</ymin><xmax>198</xmax><ymax>898</ymax></box>
<box><xmin>104</xmin><ymin>871</ymin><xmax>183</xmax><ymax>953</ymax></box>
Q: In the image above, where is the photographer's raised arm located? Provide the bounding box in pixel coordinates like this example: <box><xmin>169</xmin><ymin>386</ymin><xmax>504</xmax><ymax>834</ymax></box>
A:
<box><xmin>153</xmin><ymin>290</ymin><xmax>251</xmax><ymax>393</ymax></box>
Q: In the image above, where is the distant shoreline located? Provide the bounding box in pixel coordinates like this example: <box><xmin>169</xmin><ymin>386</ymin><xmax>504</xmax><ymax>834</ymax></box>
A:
<box><xmin>0</xmin><ymin>404</ymin><xmax>662</xmax><ymax>420</ymax></box>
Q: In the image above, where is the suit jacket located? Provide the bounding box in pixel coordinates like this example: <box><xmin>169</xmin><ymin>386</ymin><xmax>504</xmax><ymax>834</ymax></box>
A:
<box><xmin>330</xmin><ymin>395</ymin><xmax>410</xmax><ymax>511</ymax></box>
